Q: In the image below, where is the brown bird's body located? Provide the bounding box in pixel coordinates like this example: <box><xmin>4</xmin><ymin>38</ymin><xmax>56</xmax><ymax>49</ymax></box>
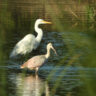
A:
<box><xmin>21</xmin><ymin>55</ymin><xmax>46</xmax><ymax>71</ymax></box>
<box><xmin>21</xmin><ymin>43</ymin><xmax>57</xmax><ymax>73</ymax></box>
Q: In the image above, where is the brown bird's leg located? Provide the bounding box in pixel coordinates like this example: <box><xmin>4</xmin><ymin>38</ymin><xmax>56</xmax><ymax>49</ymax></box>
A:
<box><xmin>35</xmin><ymin>67</ymin><xmax>39</xmax><ymax>74</ymax></box>
<box><xmin>35</xmin><ymin>73</ymin><xmax>38</xmax><ymax>80</ymax></box>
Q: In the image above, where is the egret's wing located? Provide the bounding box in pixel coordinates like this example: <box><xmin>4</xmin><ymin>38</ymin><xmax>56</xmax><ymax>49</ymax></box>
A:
<box><xmin>26</xmin><ymin>55</ymin><xmax>46</xmax><ymax>68</ymax></box>
<box><xmin>10</xmin><ymin>34</ymin><xmax>36</xmax><ymax>58</ymax></box>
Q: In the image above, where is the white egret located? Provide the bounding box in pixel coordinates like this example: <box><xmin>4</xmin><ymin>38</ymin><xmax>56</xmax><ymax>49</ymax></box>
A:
<box><xmin>10</xmin><ymin>19</ymin><xmax>51</xmax><ymax>58</ymax></box>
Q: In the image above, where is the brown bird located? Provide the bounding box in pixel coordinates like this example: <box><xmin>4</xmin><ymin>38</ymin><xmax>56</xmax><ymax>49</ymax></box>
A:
<box><xmin>21</xmin><ymin>43</ymin><xmax>57</xmax><ymax>73</ymax></box>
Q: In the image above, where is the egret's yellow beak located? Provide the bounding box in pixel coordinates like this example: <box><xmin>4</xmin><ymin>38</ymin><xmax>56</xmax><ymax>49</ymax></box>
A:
<box><xmin>42</xmin><ymin>20</ymin><xmax>52</xmax><ymax>24</ymax></box>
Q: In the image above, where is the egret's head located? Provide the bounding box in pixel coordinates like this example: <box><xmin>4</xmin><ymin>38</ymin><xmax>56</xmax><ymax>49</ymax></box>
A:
<box><xmin>36</xmin><ymin>19</ymin><xmax>52</xmax><ymax>25</ymax></box>
<box><xmin>47</xmin><ymin>43</ymin><xmax>57</xmax><ymax>55</ymax></box>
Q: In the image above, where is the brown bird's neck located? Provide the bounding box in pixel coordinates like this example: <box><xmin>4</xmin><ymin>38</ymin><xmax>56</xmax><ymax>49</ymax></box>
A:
<box><xmin>45</xmin><ymin>48</ymin><xmax>50</xmax><ymax>59</ymax></box>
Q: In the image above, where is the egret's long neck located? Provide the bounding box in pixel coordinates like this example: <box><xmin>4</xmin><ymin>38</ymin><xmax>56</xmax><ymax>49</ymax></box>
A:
<box><xmin>35</xmin><ymin>23</ymin><xmax>43</xmax><ymax>43</ymax></box>
<box><xmin>45</xmin><ymin>48</ymin><xmax>51</xmax><ymax>59</ymax></box>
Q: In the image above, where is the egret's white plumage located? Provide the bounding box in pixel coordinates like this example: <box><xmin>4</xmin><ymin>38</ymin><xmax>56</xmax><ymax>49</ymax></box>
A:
<box><xmin>10</xmin><ymin>19</ymin><xmax>51</xmax><ymax>58</ymax></box>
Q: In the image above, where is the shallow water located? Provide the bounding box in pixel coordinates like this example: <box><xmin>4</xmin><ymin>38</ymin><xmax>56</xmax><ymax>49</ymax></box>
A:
<box><xmin>0</xmin><ymin>66</ymin><xmax>96</xmax><ymax>96</ymax></box>
<box><xmin>0</xmin><ymin>0</ymin><xmax>96</xmax><ymax>96</ymax></box>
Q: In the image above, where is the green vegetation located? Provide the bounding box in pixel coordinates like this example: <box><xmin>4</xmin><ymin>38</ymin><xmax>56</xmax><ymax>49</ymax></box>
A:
<box><xmin>0</xmin><ymin>0</ymin><xmax>96</xmax><ymax>96</ymax></box>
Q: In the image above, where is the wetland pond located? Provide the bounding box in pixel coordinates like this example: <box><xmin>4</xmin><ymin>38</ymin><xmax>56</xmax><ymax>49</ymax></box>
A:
<box><xmin>0</xmin><ymin>0</ymin><xmax>96</xmax><ymax>96</ymax></box>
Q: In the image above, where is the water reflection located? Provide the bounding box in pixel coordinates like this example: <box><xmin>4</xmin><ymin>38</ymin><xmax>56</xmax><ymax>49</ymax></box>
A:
<box><xmin>16</xmin><ymin>73</ymin><xmax>49</xmax><ymax>96</ymax></box>
<box><xmin>0</xmin><ymin>0</ymin><xmax>96</xmax><ymax>96</ymax></box>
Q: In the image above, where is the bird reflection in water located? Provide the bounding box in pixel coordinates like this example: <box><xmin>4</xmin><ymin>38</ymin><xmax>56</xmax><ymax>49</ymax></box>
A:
<box><xmin>16</xmin><ymin>73</ymin><xmax>50</xmax><ymax>96</ymax></box>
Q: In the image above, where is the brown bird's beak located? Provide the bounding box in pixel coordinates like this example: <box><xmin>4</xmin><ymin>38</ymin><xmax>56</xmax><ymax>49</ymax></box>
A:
<box><xmin>51</xmin><ymin>46</ymin><xmax>57</xmax><ymax>56</ymax></box>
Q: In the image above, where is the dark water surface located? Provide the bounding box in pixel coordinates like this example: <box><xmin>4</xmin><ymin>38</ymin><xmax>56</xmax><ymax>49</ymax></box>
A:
<box><xmin>0</xmin><ymin>0</ymin><xmax>96</xmax><ymax>96</ymax></box>
<box><xmin>0</xmin><ymin>66</ymin><xmax>96</xmax><ymax>96</ymax></box>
